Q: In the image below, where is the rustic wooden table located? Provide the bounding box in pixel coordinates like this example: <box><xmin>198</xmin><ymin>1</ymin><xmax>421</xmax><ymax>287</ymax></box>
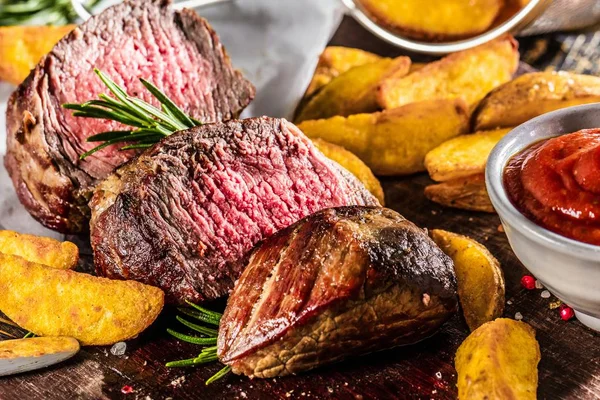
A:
<box><xmin>2</xmin><ymin>16</ymin><xmax>600</xmax><ymax>400</ymax></box>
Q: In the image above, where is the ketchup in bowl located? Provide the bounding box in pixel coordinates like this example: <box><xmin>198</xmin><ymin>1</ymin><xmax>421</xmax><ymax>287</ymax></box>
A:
<box><xmin>504</xmin><ymin>129</ymin><xmax>600</xmax><ymax>246</ymax></box>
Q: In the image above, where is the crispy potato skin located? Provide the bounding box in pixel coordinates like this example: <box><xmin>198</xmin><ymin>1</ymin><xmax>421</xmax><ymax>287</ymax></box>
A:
<box><xmin>295</xmin><ymin>56</ymin><xmax>411</xmax><ymax>123</ymax></box>
<box><xmin>455</xmin><ymin>318</ymin><xmax>540</xmax><ymax>400</ymax></box>
<box><xmin>473</xmin><ymin>71</ymin><xmax>600</xmax><ymax>130</ymax></box>
<box><xmin>0</xmin><ymin>25</ymin><xmax>74</xmax><ymax>85</ymax></box>
<box><xmin>357</xmin><ymin>0</ymin><xmax>502</xmax><ymax>41</ymax></box>
<box><xmin>312</xmin><ymin>138</ymin><xmax>385</xmax><ymax>205</ymax></box>
<box><xmin>305</xmin><ymin>47</ymin><xmax>381</xmax><ymax>98</ymax></box>
<box><xmin>0</xmin><ymin>254</ymin><xmax>164</xmax><ymax>346</ymax></box>
<box><xmin>430</xmin><ymin>230</ymin><xmax>504</xmax><ymax>331</ymax></box>
<box><xmin>425</xmin><ymin>128</ymin><xmax>512</xmax><ymax>182</ymax></box>
<box><xmin>299</xmin><ymin>99</ymin><xmax>469</xmax><ymax>176</ymax></box>
<box><xmin>0</xmin><ymin>230</ymin><xmax>78</xmax><ymax>269</ymax></box>
<box><xmin>425</xmin><ymin>174</ymin><xmax>494</xmax><ymax>213</ymax></box>
<box><xmin>378</xmin><ymin>35</ymin><xmax>519</xmax><ymax>110</ymax></box>
<box><xmin>0</xmin><ymin>337</ymin><xmax>79</xmax><ymax>359</ymax></box>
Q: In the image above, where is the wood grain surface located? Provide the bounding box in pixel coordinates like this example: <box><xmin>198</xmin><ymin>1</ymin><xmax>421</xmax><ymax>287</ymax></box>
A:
<box><xmin>1</xmin><ymin>16</ymin><xmax>600</xmax><ymax>400</ymax></box>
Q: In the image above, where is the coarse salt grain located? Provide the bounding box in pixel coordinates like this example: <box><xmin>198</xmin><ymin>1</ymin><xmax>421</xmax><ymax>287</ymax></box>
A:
<box><xmin>515</xmin><ymin>312</ymin><xmax>523</xmax><ymax>321</ymax></box>
<box><xmin>541</xmin><ymin>290</ymin><xmax>551</xmax><ymax>299</ymax></box>
<box><xmin>110</xmin><ymin>342</ymin><xmax>127</xmax><ymax>356</ymax></box>
<box><xmin>535</xmin><ymin>280</ymin><xmax>544</xmax><ymax>289</ymax></box>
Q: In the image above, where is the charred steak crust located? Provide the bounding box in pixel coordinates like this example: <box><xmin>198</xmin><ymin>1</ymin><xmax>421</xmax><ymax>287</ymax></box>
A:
<box><xmin>218</xmin><ymin>206</ymin><xmax>458</xmax><ymax>378</ymax></box>
<box><xmin>4</xmin><ymin>0</ymin><xmax>255</xmax><ymax>233</ymax></box>
<box><xmin>90</xmin><ymin>117</ymin><xmax>379</xmax><ymax>304</ymax></box>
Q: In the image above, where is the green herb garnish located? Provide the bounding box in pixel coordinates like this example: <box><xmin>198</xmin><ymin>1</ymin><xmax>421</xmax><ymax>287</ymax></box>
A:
<box><xmin>0</xmin><ymin>0</ymin><xmax>100</xmax><ymax>26</ymax></box>
<box><xmin>63</xmin><ymin>69</ymin><xmax>202</xmax><ymax>159</ymax></box>
<box><xmin>165</xmin><ymin>301</ymin><xmax>231</xmax><ymax>385</ymax></box>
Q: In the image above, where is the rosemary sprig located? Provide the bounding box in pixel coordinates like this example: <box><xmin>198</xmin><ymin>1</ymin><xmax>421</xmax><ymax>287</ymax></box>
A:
<box><xmin>63</xmin><ymin>69</ymin><xmax>201</xmax><ymax>159</ymax></box>
<box><xmin>166</xmin><ymin>303</ymin><xmax>231</xmax><ymax>385</ymax></box>
<box><xmin>23</xmin><ymin>331</ymin><xmax>36</xmax><ymax>338</ymax></box>
<box><xmin>0</xmin><ymin>0</ymin><xmax>100</xmax><ymax>26</ymax></box>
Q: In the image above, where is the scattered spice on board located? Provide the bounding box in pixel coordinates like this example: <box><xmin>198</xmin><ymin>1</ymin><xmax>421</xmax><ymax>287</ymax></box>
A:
<box><xmin>121</xmin><ymin>385</ymin><xmax>134</xmax><ymax>394</ymax></box>
<box><xmin>515</xmin><ymin>312</ymin><xmax>524</xmax><ymax>321</ymax></box>
<box><xmin>560</xmin><ymin>305</ymin><xmax>575</xmax><ymax>321</ymax></box>
<box><xmin>521</xmin><ymin>275</ymin><xmax>536</xmax><ymax>290</ymax></box>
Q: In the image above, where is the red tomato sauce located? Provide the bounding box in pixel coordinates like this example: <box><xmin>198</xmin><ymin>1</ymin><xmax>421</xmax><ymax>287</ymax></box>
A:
<box><xmin>504</xmin><ymin>128</ymin><xmax>600</xmax><ymax>246</ymax></box>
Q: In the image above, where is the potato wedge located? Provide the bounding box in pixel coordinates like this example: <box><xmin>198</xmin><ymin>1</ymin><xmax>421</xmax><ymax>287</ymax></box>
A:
<box><xmin>409</xmin><ymin>62</ymin><xmax>425</xmax><ymax>73</ymax></box>
<box><xmin>0</xmin><ymin>336</ymin><xmax>79</xmax><ymax>376</ymax></box>
<box><xmin>425</xmin><ymin>174</ymin><xmax>494</xmax><ymax>212</ymax></box>
<box><xmin>312</xmin><ymin>138</ymin><xmax>385</xmax><ymax>205</ymax></box>
<box><xmin>425</xmin><ymin>128</ymin><xmax>513</xmax><ymax>182</ymax></box>
<box><xmin>357</xmin><ymin>0</ymin><xmax>502</xmax><ymax>41</ymax></box>
<box><xmin>0</xmin><ymin>336</ymin><xmax>79</xmax><ymax>359</ymax></box>
<box><xmin>473</xmin><ymin>71</ymin><xmax>600</xmax><ymax>130</ymax></box>
<box><xmin>0</xmin><ymin>25</ymin><xmax>74</xmax><ymax>85</ymax></box>
<box><xmin>378</xmin><ymin>35</ymin><xmax>519</xmax><ymax>109</ymax></box>
<box><xmin>0</xmin><ymin>230</ymin><xmax>78</xmax><ymax>269</ymax></box>
<box><xmin>430</xmin><ymin>229</ymin><xmax>504</xmax><ymax>331</ymax></box>
<box><xmin>0</xmin><ymin>254</ymin><xmax>164</xmax><ymax>346</ymax></box>
<box><xmin>295</xmin><ymin>56</ymin><xmax>411</xmax><ymax>123</ymax></box>
<box><xmin>298</xmin><ymin>98</ymin><xmax>469</xmax><ymax>176</ymax></box>
<box><xmin>305</xmin><ymin>47</ymin><xmax>381</xmax><ymax>98</ymax></box>
<box><xmin>456</xmin><ymin>318</ymin><xmax>540</xmax><ymax>400</ymax></box>
<box><xmin>493</xmin><ymin>0</ymin><xmax>533</xmax><ymax>28</ymax></box>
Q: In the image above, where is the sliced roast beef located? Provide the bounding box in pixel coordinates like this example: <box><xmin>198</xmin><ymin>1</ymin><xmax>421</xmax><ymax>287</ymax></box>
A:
<box><xmin>90</xmin><ymin>117</ymin><xmax>379</xmax><ymax>303</ymax></box>
<box><xmin>218</xmin><ymin>206</ymin><xmax>458</xmax><ymax>378</ymax></box>
<box><xmin>5</xmin><ymin>0</ymin><xmax>255</xmax><ymax>233</ymax></box>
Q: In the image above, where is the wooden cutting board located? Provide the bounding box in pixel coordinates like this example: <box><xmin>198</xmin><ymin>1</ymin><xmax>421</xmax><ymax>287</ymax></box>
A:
<box><xmin>1</xmin><ymin>17</ymin><xmax>600</xmax><ymax>400</ymax></box>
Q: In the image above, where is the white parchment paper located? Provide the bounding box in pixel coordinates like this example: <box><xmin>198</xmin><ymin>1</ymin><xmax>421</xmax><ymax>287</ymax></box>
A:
<box><xmin>0</xmin><ymin>0</ymin><xmax>344</xmax><ymax>237</ymax></box>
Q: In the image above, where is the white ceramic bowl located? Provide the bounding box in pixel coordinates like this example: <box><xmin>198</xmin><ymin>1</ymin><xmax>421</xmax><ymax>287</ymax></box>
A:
<box><xmin>486</xmin><ymin>103</ymin><xmax>600</xmax><ymax>331</ymax></box>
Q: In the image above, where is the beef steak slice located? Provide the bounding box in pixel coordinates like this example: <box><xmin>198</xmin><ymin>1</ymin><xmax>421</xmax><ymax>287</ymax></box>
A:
<box><xmin>218</xmin><ymin>206</ymin><xmax>458</xmax><ymax>378</ymax></box>
<box><xmin>90</xmin><ymin>117</ymin><xmax>379</xmax><ymax>304</ymax></box>
<box><xmin>5</xmin><ymin>0</ymin><xmax>255</xmax><ymax>233</ymax></box>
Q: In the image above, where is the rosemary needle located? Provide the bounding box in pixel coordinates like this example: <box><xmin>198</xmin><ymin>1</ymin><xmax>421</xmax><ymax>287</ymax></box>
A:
<box><xmin>166</xmin><ymin>304</ymin><xmax>230</xmax><ymax>384</ymax></box>
<box><xmin>0</xmin><ymin>0</ymin><xmax>101</xmax><ymax>26</ymax></box>
<box><xmin>175</xmin><ymin>316</ymin><xmax>218</xmax><ymax>337</ymax></box>
<box><xmin>63</xmin><ymin>69</ymin><xmax>201</xmax><ymax>159</ymax></box>
<box><xmin>166</xmin><ymin>329</ymin><xmax>218</xmax><ymax>346</ymax></box>
<box><xmin>206</xmin><ymin>366</ymin><xmax>232</xmax><ymax>385</ymax></box>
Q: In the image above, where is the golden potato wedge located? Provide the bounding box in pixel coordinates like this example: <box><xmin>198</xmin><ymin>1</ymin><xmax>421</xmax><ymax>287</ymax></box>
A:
<box><xmin>0</xmin><ymin>230</ymin><xmax>78</xmax><ymax>269</ymax></box>
<box><xmin>473</xmin><ymin>71</ymin><xmax>600</xmax><ymax>130</ymax></box>
<box><xmin>430</xmin><ymin>229</ymin><xmax>504</xmax><ymax>331</ymax></box>
<box><xmin>298</xmin><ymin>98</ymin><xmax>469</xmax><ymax>176</ymax></box>
<box><xmin>295</xmin><ymin>56</ymin><xmax>411</xmax><ymax>123</ymax></box>
<box><xmin>425</xmin><ymin>174</ymin><xmax>494</xmax><ymax>212</ymax></box>
<box><xmin>0</xmin><ymin>336</ymin><xmax>80</xmax><ymax>376</ymax></box>
<box><xmin>305</xmin><ymin>47</ymin><xmax>382</xmax><ymax>98</ymax></box>
<box><xmin>409</xmin><ymin>62</ymin><xmax>425</xmax><ymax>73</ymax></box>
<box><xmin>0</xmin><ymin>25</ymin><xmax>74</xmax><ymax>85</ymax></box>
<box><xmin>0</xmin><ymin>253</ymin><xmax>164</xmax><ymax>346</ymax></box>
<box><xmin>456</xmin><ymin>318</ymin><xmax>540</xmax><ymax>400</ymax></box>
<box><xmin>0</xmin><ymin>336</ymin><xmax>79</xmax><ymax>359</ymax></box>
<box><xmin>312</xmin><ymin>138</ymin><xmax>385</xmax><ymax>205</ymax></box>
<box><xmin>378</xmin><ymin>35</ymin><xmax>519</xmax><ymax>109</ymax></box>
<box><xmin>425</xmin><ymin>128</ymin><xmax>512</xmax><ymax>182</ymax></box>
<box><xmin>357</xmin><ymin>0</ymin><xmax>502</xmax><ymax>41</ymax></box>
<box><xmin>492</xmin><ymin>0</ymin><xmax>533</xmax><ymax>28</ymax></box>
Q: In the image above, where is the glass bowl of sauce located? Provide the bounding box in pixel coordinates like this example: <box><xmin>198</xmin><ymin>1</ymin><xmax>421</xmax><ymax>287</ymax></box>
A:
<box><xmin>486</xmin><ymin>103</ymin><xmax>600</xmax><ymax>331</ymax></box>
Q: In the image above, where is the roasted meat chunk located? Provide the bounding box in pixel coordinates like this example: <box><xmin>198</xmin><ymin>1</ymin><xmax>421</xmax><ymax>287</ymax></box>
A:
<box><xmin>5</xmin><ymin>0</ymin><xmax>254</xmax><ymax>233</ymax></box>
<box><xmin>218</xmin><ymin>206</ymin><xmax>458</xmax><ymax>378</ymax></box>
<box><xmin>90</xmin><ymin>118</ymin><xmax>379</xmax><ymax>304</ymax></box>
